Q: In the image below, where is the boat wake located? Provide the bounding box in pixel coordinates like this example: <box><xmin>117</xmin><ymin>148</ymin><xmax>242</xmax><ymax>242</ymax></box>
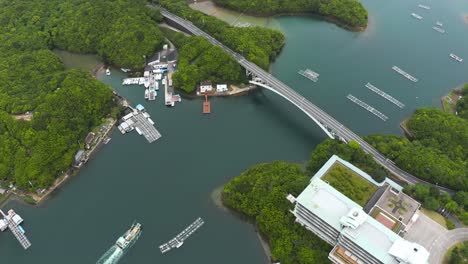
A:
<box><xmin>96</xmin><ymin>245</ymin><xmax>124</xmax><ymax>264</ymax></box>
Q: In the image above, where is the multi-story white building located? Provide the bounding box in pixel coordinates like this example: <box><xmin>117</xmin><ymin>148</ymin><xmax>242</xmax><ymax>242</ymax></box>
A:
<box><xmin>288</xmin><ymin>155</ymin><xmax>429</xmax><ymax>264</ymax></box>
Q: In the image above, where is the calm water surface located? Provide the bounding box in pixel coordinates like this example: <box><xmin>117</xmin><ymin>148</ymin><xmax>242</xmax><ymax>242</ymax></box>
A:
<box><xmin>3</xmin><ymin>0</ymin><xmax>468</xmax><ymax>263</ymax></box>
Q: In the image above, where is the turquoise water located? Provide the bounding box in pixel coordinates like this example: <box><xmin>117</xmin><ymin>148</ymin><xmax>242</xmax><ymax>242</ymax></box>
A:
<box><xmin>2</xmin><ymin>0</ymin><xmax>468</xmax><ymax>263</ymax></box>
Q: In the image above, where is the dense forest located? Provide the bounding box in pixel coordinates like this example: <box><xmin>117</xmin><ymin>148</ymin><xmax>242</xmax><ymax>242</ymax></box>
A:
<box><xmin>161</xmin><ymin>28</ymin><xmax>246</xmax><ymax>93</ymax></box>
<box><xmin>404</xmin><ymin>184</ymin><xmax>468</xmax><ymax>226</ymax></box>
<box><xmin>0</xmin><ymin>0</ymin><xmax>168</xmax><ymax>189</ymax></box>
<box><xmin>456</xmin><ymin>84</ymin><xmax>468</xmax><ymax>119</ymax></box>
<box><xmin>213</xmin><ymin>0</ymin><xmax>368</xmax><ymax>29</ymax></box>
<box><xmin>157</xmin><ymin>0</ymin><xmax>285</xmax><ymax>70</ymax></box>
<box><xmin>222</xmin><ymin>161</ymin><xmax>330</xmax><ymax>264</ymax></box>
<box><xmin>365</xmin><ymin>108</ymin><xmax>468</xmax><ymax>191</ymax></box>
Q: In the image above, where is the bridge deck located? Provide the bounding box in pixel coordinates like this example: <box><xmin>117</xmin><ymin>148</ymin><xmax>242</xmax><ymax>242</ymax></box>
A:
<box><xmin>158</xmin><ymin>7</ymin><xmax>453</xmax><ymax>193</ymax></box>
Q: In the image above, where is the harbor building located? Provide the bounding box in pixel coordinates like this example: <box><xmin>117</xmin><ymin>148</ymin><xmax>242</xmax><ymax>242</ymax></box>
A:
<box><xmin>288</xmin><ymin>155</ymin><xmax>429</xmax><ymax>264</ymax></box>
<box><xmin>216</xmin><ymin>84</ymin><xmax>228</xmax><ymax>93</ymax></box>
<box><xmin>199</xmin><ymin>82</ymin><xmax>213</xmax><ymax>93</ymax></box>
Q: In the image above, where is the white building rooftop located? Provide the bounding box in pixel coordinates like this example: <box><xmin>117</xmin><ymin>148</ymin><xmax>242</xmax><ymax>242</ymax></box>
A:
<box><xmin>294</xmin><ymin>155</ymin><xmax>429</xmax><ymax>264</ymax></box>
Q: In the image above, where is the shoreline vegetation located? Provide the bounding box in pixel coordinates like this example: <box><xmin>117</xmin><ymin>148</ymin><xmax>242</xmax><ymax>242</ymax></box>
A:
<box><xmin>211</xmin><ymin>0</ymin><xmax>368</xmax><ymax>31</ymax></box>
<box><xmin>0</xmin><ymin>0</ymin><xmax>167</xmax><ymax>204</ymax></box>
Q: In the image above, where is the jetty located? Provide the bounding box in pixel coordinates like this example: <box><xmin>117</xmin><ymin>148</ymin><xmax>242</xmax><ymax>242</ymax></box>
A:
<box><xmin>298</xmin><ymin>69</ymin><xmax>319</xmax><ymax>82</ymax></box>
<box><xmin>392</xmin><ymin>66</ymin><xmax>418</xmax><ymax>82</ymax></box>
<box><xmin>365</xmin><ymin>83</ymin><xmax>405</xmax><ymax>108</ymax></box>
<box><xmin>203</xmin><ymin>94</ymin><xmax>211</xmax><ymax>114</ymax></box>
<box><xmin>117</xmin><ymin>105</ymin><xmax>161</xmax><ymax>143</ymax></box>
<box><xmin>0</xmin><ymin>209</ymin><xmax>31</xmax><ymax>250</ymax></box>
<box><xmin>347</xmin><ymin>94</ymin><xmax>389</xmax><ymax>121</ymax></box>
<box><xmin>159</xmin><ymin>217</ymin><xmax>205</xmax><ymax>254</ymax></box>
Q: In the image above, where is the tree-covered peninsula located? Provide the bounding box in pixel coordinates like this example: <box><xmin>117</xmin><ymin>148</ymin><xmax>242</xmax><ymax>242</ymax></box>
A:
<box><xmin>161</xmin><ymin>28</ymin><xmax>247</xmax><ymax>93</ymax></box>
<box><xmin>365</xmin><ymin>108</ymin><xmax>468</xmax><ymax>191</ymax></box>
<box><xmin>212</xmin><ymin>0</ymin><xmax>368</xmax><ymax>29</ymax></box>
<box><xmin>157</xmin><ymin>0</ymin><xmax>285</xmax><ymax>70</ymax></box>
<box><xmin>0</xmin><ymin>0</ymin><xmax>167</xmax><ymax>189</ymax></box>
<box><xmin>223</xmin><ymin>161</ymin><xmax>331</xmax><ymax>264</ymax></box>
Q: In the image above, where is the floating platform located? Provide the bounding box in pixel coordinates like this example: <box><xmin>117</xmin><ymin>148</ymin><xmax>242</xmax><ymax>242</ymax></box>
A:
<box><xmin>0</xmin><ymin>209</ymin><xmax>31</xmax><ymax>250</ymax></box>
<box><xmin>365</xmin><ymin>83</ymin><xmax>405</xmax><ymax>108</ymax></box>
<box><xmin>298</xmin><ymin>69</ymin><xmax>319</xmax><ymax>82</ymax></box>
<box><xmin>159</xmin><ymin>217</ymin><xmax>205</xmax><ymax>254</ymax></box>
<box><xmin>392</xmin><ymin>66</ymin><xmax>418</xmax><ymax>82</ymax></box>
<box><xmin>118</xmin><ymin>106</ymin><xmax>162</xmax><ymax>143</ymax></box>
<box><xmin>203</xmin><ymin>95</ymin><xmax>211</xmax><ymax>114</ymax></box>
<box><xmin>418</xmin><ymin>4</ymin><xmax>430</xmax><ymax>10</ymax></box>
<box><xmin>347</xmin><ymin>94</ymin><xmax>389</xmax><ymax>121</ymax></box>
<box><xmin>432</xmin><ymin>26</ymin><xmax>445</xmax><ymax>33</ymax></box>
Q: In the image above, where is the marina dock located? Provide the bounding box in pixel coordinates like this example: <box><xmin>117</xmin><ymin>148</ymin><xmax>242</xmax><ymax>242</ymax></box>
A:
<box><xmin>117</xmin><ymin>105</ymin><xmax>162</xmax><ymax>143</ymax></box>
<box><xmin>159</xmin><ymin>217</ymin><xmax>205</xmax><ymax>254</ymax></box>
<box><xmin>298</xmin><ymin>69</ymin><xmax>319</xmax><ymax>82</ymax></box>
<box><xmin>122</xmin><ymin>78</ymin><xmax>145</xmax><ymax>86</ymax></box>
<box><xmin>0</xmin><ymin>209</ymin><xmax>31</xmax><ymax>250</ymax></box>
<box><xmin>203</xmin><ymin>95</ymin><xmax>211</xmax><ymax>114</ymax></box>
<box><xmin>392</xmin><ymin>66</ymin><xmax>418</xmax><ymax>82</ymax></box>
<box><xmin>365</xmin><ymin>83</ymin><xmax>405</xmax><ymax>108</ymax></box>
<box><xmin>347</xmin><ymin>94</ymin><xmax>389</xmax><ymax>121</ymax></box>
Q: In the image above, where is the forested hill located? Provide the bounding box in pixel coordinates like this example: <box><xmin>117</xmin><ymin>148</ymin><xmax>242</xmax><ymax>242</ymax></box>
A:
<box><xmin>366</xmin><ymin>108</ymin><xmax>468</xmax><ymax>191</ymax></box>
<box><xmin>213</xmin><ymin>0</ymin><xmax>368</xmax><ymax>29</ymax></box>
<box><xmin>0</xmin><ymin>0</ymin><xmax>165</xmax><ymax>189</ymax></box>
<box><xmin>158</xmin><ymin>0</ymin><xmax>285</xmax><ymax>70</ymax></box>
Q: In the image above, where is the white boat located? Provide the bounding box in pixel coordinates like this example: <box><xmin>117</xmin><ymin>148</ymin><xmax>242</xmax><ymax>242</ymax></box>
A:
<box><xmin>450</xmin><ymin>53</ymin><xmax>463</xmax><ymax>62</ymax></box>
<box><xmin>155</xmin><ymin>82</ymin><xmax>159</xmax><ymax>91</ymax></box>
<box><xmin>432</xmin><ymin>26</ymin><xmax>445</xmax><ymax>33</ymax></box>
<box><xmin>436</xmin><ymin>21</ymin><xmax>443</xmax><ymax>27</ymax></box>
<box><xmin>144</xmin><ymin>78</ymin><xmax>150</xmax><ymax>88</ymax></box>
<box><xmin>144</xmin><ymin>89</ymin><xmax>149</xmax><ymax>99</ymax></box>
<box><xmin>120</xmin><ymin>68</ymin><xmax>131</xmax><ymax>73</ymax></box>
<box><xmin>106</xmin><ymin>69</ymin><xmax>111</xmax><ymax>76</ymax></box>
<box><xmin>418</xmin><ymin>4</ymin><xmax>430</xmax><ymax>10</ymax></box>
<box><xmin>411</xmin><ymin>13</ymin><xmax>423</xmax><ymax>20</ymax></box>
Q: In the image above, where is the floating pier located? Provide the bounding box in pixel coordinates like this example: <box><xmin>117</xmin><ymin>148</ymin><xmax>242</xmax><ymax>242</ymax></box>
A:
<box><xmin>159</xmin><ymin>217</ymin><xmax>205</xmax><ymax>254</ymax></box>
<box><xmin>117</xmin><ymin>106</ymin><xmax>162</xmax><ymax>143</ymax></box>
<box><xmin>298</xmin><ymin>69</ymin><xmax>319</xmax><ymax>82</ymax></box>
<box><xmin>0</xmin><ymin>209</ymin><xmax>31</xmax><ymax>250</ymax></box>
<box><xmin>365</xmin><ymin>83</ymin><xmax>405</xmax><ymax>108</ymax></box>
<box><xmin>203</xmin><ymin>95</ymin><xmax>211</xmax><ymax>114</ymax></box>
<box><xmin>347</xmin><ymin>94</ymin><xmax>389</xmax><ymax>121</ymax></box>
<box><xmin>122</xmin><ymin>78</ymin><xmax>145</xmax><ymax>86</ymax></box>
<box><xmin>392</xmin><ymin>66</ymin><xmax>418</xmax><ymax>82</ymax></box>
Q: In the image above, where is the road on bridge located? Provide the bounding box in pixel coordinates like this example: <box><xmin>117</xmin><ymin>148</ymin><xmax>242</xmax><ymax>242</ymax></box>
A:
<box><xmin>158</xmin><ymin>8</ymin><xmax>454</xmax><ymax>194</ymax></box>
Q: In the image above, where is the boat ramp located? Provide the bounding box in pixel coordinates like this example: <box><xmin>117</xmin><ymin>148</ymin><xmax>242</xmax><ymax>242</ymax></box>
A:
<box><xmin>117</xmin><ymin>105</ymin><xmax>161</xmax><ymax>143</ymax></box>
<box><xmin>159</xmin><ymin>217</ymin><xmax>205</xmax><ymax>254</ymax></box>
<box><xmin>365</xmin><ymin>83</ymin><xmax>405</xmax><ymax>108</ymax></box>
<box><xmin>347</xmin><ymin>94</ymin><xmax>389</xmax><ymax>121</ymax></box>
<box><xmin>298</xmin><ymin>69</ymin><xmax>319</xmax><ymax>82</ymax></box>
<box><xmin>392</xmin><ymin>66</ymin><xmax>418</xmax><ymax>82</ymax></box>
<box><xmin>0</xmin><ymin>209</ymin><xmax>31</xmax><ymax>250</ymax></box>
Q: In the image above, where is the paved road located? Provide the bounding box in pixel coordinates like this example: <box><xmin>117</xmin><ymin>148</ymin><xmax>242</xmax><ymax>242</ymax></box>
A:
<box><xmin>429</xmin><ymin>228</ymin><xmax>468</xmax><ymax>264</ymax></box>
<box><xmin>159</xmin><ymin>8</ymin><xmax>454</xmax><ymax>194</ymax></box>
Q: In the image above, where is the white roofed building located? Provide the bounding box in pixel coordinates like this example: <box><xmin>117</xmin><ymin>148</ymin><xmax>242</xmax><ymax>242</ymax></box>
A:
<box><xmin>288</xmin><ymin>155</ymin><xmax>430</xmax><ymax>264</ymax></box>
